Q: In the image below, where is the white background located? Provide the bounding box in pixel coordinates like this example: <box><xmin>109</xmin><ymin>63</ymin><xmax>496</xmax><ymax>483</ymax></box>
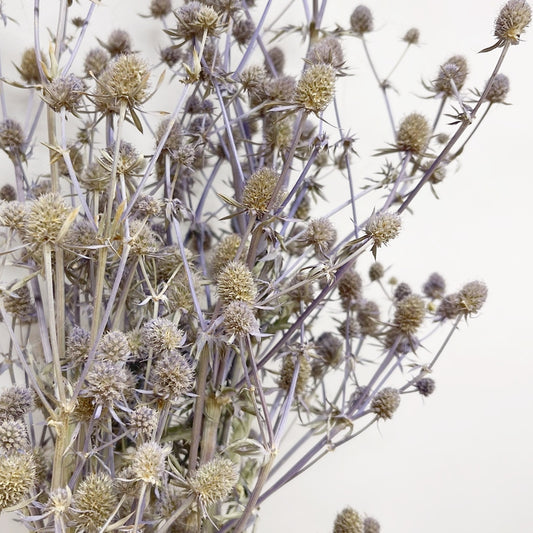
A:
<box><xmin>1</xmin><ymin>1</ymin><xmax>531</xmax><ymax>532</ymax></box>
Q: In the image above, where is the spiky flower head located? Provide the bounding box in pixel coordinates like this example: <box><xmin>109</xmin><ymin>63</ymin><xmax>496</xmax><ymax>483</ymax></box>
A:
<box><xmin>0</xmin><ymin>418</ymin><xmax>29</xmax><ymax>455</ymax></box>
<box><xmin>415</xmin><ymin>377</ymin><xmax>436</xmax><ymax>397</ymax></box>
<box><xmin>18</xmin><ymin>48</ymin><xmax>45</xmax><ymax>84</ymax></box>
<box><xmin>160</xmin><ymin>45</ymin><xmax>183</xmax><ymax>67</ymax></box>
<box><xmin>83</xmin><ymin>47</ymin><xmax>110</xmax><ymax>77</ymax></box>
<box><xmin>242</xmin><ymin>167</ymin><xmax>282</xmax><ymax>215</ymax></box>
<box><xmin>365</xmin><ymin>212</ymin><xmax>401</xmax><ymax>247</ymax></box>
<box><xmin>223</xmin><ymin>300</ymin><xmax>260</xmax><ymax>337</ymax></box>
<box><xmin>217</xmin><ymin>261</ymin><xmax>257</xmax><ymax>304</ymax></box>
<box><xmin>364</xmin><ymin>516</ymin><xmax>381</xmax><ymax>533</ymax></box>
<box><xmin>433</xmin><ymin>55</ymin><xmax>468</xmax><ymax>96</ymax></box>
<box><xmin>211</xmin><ymin>234</ymin><xmax>242</xmax><ymax>276</ymax></box>
<box><xmin>95</xmin><ymin>54</ymin><xmax>150</xmax><ymax>112</ymax></box>
<box><xmin>435</xmin><ymin>292</ymin><xmax>461</xmax><ymax>320</ymax></box>
<box><xmin>396</xmin><ymin>112</ymin><xmax>430</xmax><ymax>154</ymax></box>
<box><xmin>70</xmin><ymin>473</ymin><xmax>117</xmax><ymax>531</ymax></box>
<box><xmin>84</xmin><ymin>360</ymin><xmax>132</xmax><ymax>408</ymax></box>
<box><xmin>494</xmin><ymin>0</ymin><xmax>532</xmax><ymax>44</ymax></box>
<box><xmin>150</xmin><ymin>0</ymin><xmax>172</xmax><ymax>18</ymax></box>
<box><xmin>350</xmin><ymin>5</ymin><xmax>373</xmax><ymax>35</ymax></box>
<box><xmin>0</xmin><ymin>201</ymin><xmax>27</xmax><ymax>232</ymax></box>
<box><xmin>294</xmin><ymin>63</ymin><xmax>336</xmax><ymax>113</ymax></box>
<box><xmin>393</xmin><ymin>294</ymin><xmax>425</xmax><ymax>335</ymax></box>
<box><xmin>46</xmin><ymin>487</ymin><xmax>72</xmax><ymax>519</ymax></box>
<box><xmin>103</xmin><ymin>29</ymin><xmax>132</xmax><ymax>56</ymax></box>
<box><xmin>96</xmin><ymin>330</ymin><xmax>131</xmax><ymax>362</ymax></box>
<box><xmin>0</xmin><ymin>387</ymin><xmax>34</xmax><ymax>420</ymax></box>
<box><xmin>142</xmin><ymin>318</ymin><xmax>184</xmax><ymax>355</ymax></box>
<box><xmin>403</xmin><ymin>28</ymin><xmax>420</xmax><ymax>45</ymax></box>
<box><xmin>457</xmin><ymin>280</ymin><xmax>488</xmax><ymax>316</ymax></box>
<box><xmin>264</xmin><ymin>46</ymin><xmax>285</xmax><ymax>75</ymax></box>
<box><xmin>338</xmin><ymin>267</ymin><xmax>363</xmax><ymax>310</ymax></box>
<box><xmin>24</xmin><ymin>192</ymin><xmax>71</xmax><ymax>245</ymax></box>
<box><xmin>357</xmin><ymin>300</ymin><xmax>380</xmax><ymax>336</ymax></box>
<box><xmin>302</xmin><ymin>217</ymin><xmax>337</xmax><ymax>255</ymax></box>
<box><xmin>43</xmin><ymin>74</ymin><xmax>85</xmax><ymax>113</ymax></box>
<box><xmin>394</xmin><ymin>282</ymin><xmax>412</xmax><ymax>301</ymax></box>
<box><xmin>3</xmin><ymin>285</ymin><xmax>35</xmax><ymax>322</ymax></box>
<box><xmin>423</xmin><ymin>272</ymin><xmax>446</xmax><ymax>299</ymax></box>
<box><xmin>131</xmin><ymin>442</ymin><xmax>170</xmax><ymax>485</ymax></box>
<box><xmin>173</xmin><ymin>2</ymin><xmax>223</xmax><ymax>40</ymax></box>
<box><xmin>0</xmin><ymin>119</ymin><xmax>25</xmax><ymax>155</ymax></box>
<box><xmin>371</xmin><ymin>387</ymin><xmax>401</xmax><ymax>419</ymax></box>
<box><xmin>188</xmin><ymin>456</ymin><xmax>238</xmax><ymax>507</ymax></box>
<box><xmin>0</xmin><ymin>184</ymin><xmax>16</xmax><ymax>202</ymax></box>
<box><xmin>486</xmin><ymin>73</ymin><xmax>510</xmax><ymax>103</ymax></box>
<box><xmin>278</xmin><ymin>347</ymin><xmax>312</xmax><ymax>396</ymax></box>
<box><xmin>233</xmin><ymin>18</ymin><xmax>255</xmax><ymax>46</ymax></box>
<box><xmin>129</xmin><ymin>405</ymin><xmax>158</xmax><ymax>439</ymax></box>
<box><xmin>369</xmin><ymin>262</ymin><xmax>384</xmax><ymax>282</ymax></box>
<box><xmin>98</xmin><ymin>140</ymin><xmax>145</xmax><ymax>178</ymax></box>
<box><xmin>0</xmin><ymin>452</ymin><xmax>36</xmax><ymax>510</ymax></box>
<box><xmin>66</xmin><ymin>326</ymin><xmax>91</xmax><ymax>364</ymax></box>
<box><xmin>308</xmin><ymin>37</ymin><xmax>344</xmax><ymax>69</ymax></box>
<box><xmin>334</xmin><ymin>506</ymin><xmax>364</xmax><ymax>533</ymax></box>
<box><xmin>152</xmin><ymin>350</ymin><xmax>194</xmax><ymax>402</ymax></box>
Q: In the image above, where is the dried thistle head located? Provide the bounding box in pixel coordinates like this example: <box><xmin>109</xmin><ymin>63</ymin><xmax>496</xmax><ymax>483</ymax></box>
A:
<box><xmin>486</xmin><ymin>73</ymin><xmax>510</xmax><ymax>103</ymax></box>
<box><xmin>338</xmin><ymin>267</ymin><xmax>363</xmax><ymax>310</ymax></box>
<box><xmin>142</xmin><ymin>317</ymin><xmax>185</xmax><ymax>355</ymax></box>
<box><xmin>233</xmin><ymin>17</ymin><xmax>255</xmax><ymax>46</ymax></box>
<box><xmin>217</xmin><ymin>261</ymin><xmax>257</xmax><ymax>305</ymax></box>
<box><xmin>70</xmin><ymin>473</ymin><xmax>117</xmax><ymax>531</ymax></box>
<box><xmin>494</xmin><ymin>0</ymin><xmax>532</xmax><ymax>44</ymax></box>
<box><xmin>365</xmin><ymin>212</ymin><xmax>401</xmax><ymax>248</ymax></box>
<box><xmin>294</xmin><ymin>63</ymin><xmax>336</xmax><ymax>113</ymax></box>
<box><xmin>96</xmin><ymin>330</ymin><xmax>131</xmax><ymax>362</ymax></box>
<box><xmin>0</xmin><ymin>387</ymin><xmax>34</xmax><ymax>420</ymax></box>
<box><xmin>3</xmin><ymin>285</ymin><xmax>34</xmax><ymax>322</ymax></box>
<box><xmin>43</xmin><ymin>74</ymin><xmax>85</xmax><ymax>113</ymax></box>
<box><xmin>423</xmin><ymin>272</ymin><xmax>446</xmax><ymax>299</ymax></box>
<box><xmin>393</xmin><ymin>294</ymin><xmax>425</xmax><ymax>335</ymax></box>
<box><xmin>152</xmin><ymin>351</ymin><xmax>194</xmax><ymax>402</ymax></box>
<box><xmin>457</xmin><ymin>280</ymin><xmax>488</xmax><ymax>316</ymax></box>
<box><xmin>84</xmin><ymin>360</ymin><xmax>133</xmax><ymax>408</ymax></box>
<box><xmin>308</xmin><ymin>37</ymin><xmax>344</xmax><ymax>70</ymax></box>
<box><xmin>0</xmin><ymin>452</ymin><xmax>36</xmax><ymax>510</ymax></box>
<box><xmin>0</xmin><ymin>119</ymin><xmax>25</xmax><ymax>156</ymax></box>
<box><xmin>99</xmin><ymin>140</ymin><xmax>145</xmax><ymax>178</ymax></box>
<box><xmin>160</xmin><ymin>44</ymin><xmax>183</xmax><ymax>67</ymax></box>
<box><xmin>95</xmin><ymin>54</ymin><xmax>150</xmax><ymax>112</ymax></box>
<box><xmin>131</xmin><ymin>442</ymin><xmax>170</xmax><ymax>485</ymax></box>
<box><xmin>313</xmin><ymin>332</ymin><xmax>343</xmax><ymax>376</ymax></box>
<box><xmin>364</xmin><ymin>516</ymin><xmax>381</xmax><ymax>533</ymax></box>
<box><xmin>223</xmin><ymin>300</ymin><xmax>260</xmax><ymax>337</ymax></box>
<box><xmin>264</xmin><ymin>46</ymin><xmax>285</xmax><ymax>75</ymax></box>
<box><xmin>83</xmin><ymin>47</ymin><xmax>110</xmax><ymax>77</ymax></box>
<box><xmin>435</xmin><ymin>292</ymin><xmax>461</xmax><ymax>321</ymax></box>
<box><xmin>357</xmin><ymin>300</ymin><xmax>381</xmax><ymax>336</ymax></box>
<box><xmin>350</xmin><ymin>5</ymin><xmax>374</xmax><ymax>35</ymax></box>
<box><xmin>242</xmin><ymin>167</ymin><xmax>283</xmax><ymax>215</ymax></box>
<box><xmin>188</xmin><ymin>456</ymin><xmax>238</xmax><ymax>508</ymax></box>
<box><xmin>0</xmin><ymin>418</ymin><xmax>29</xmax><ymax>455</ymax></box>
<box><xmin>415</xmin><ymin>377</ymin><xmax>436</xmax><ymax>397</ymax></box>
<box><xmin>0</xmin><ymin>184</ymin><xmax>16</xmax><ymax>202</ymax></box>
<box><xmin>18</xmin><ymin>48</ymin><xmax>46</xmax><ymax>84</ymax></box>
<box><xmin>433</xmin><ymin>55</ymin><xmax>468</xmax><ymax>96</ymax></box>
<box><xmin>301</xmin><ymin>217</ymin><xmax>337</xmax><ymax>255</ymax></box>
<box><xmin>65</xmin><ymin>326</ymin><xmax>91</xmax><ymax>365</ymax></box>
<box><xmin>394</xmin><ymin>281</ymin><xmax>412</xmax><ymax>301</ymax></box>
<box><xmin>278</xmin><ymin>345</ymin><xmax>312</xmax><ymax>396</ymax></box>
<box><xmin>211</xmin><ymin>234</ymin><xmax>243</xmax><ymax>276</ymax></box>
<box><xmin>172</xmin><ymin>2</ymin><xmax>223</xmax><ymax>40</ymax></box>
<box><xmin>334</xmin><ymin>506</ymin><xmax>364</xmax><ymax>533</ymax></box>
<box><xmin>129</xmin><ymin>405</ymin><xmax>158</xmax><ymax>439</ymax></box>
<box><xmin>396</xmin><ymin>112</ymin><xmax>430</xmax><ymax>154</ymax></box>
<box><xmin>103</xmin><ymin>29</ymin><xmax>132</xmax><ymax>56</ymax></box>
<box><xmin>371</xmin><ymin>387</ymin><xmax>401</xmax><ymax>419</ymax></box>
<box><xmin>0</xmin><ymin>200</ymin><xmax>27</xmax><ymax>232</ymax></box>
<box><xmin>403</xmin><ymin>28</ymin><xmax>420</xmax><ymax>45</ymax></box>
<box><xmin>24</xmin><ymin>192</ymin><xmax>71</xmax><ymax>245</ymax></box>
<box><xmin>368</xmin><ymin>261</ymin><xmax>384</xmax><ymax>282</ymax></box>
<box><xmin>150</xmin><ymin>0</ymin><xmax>172</xmax><ymax>18</ymax></box>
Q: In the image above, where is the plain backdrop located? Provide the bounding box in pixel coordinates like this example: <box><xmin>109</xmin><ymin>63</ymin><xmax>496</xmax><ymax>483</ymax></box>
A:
<box><xmin>1</xmin><ymin>1</ymin><xmax>532</xmax><ymax>532</ymax></box>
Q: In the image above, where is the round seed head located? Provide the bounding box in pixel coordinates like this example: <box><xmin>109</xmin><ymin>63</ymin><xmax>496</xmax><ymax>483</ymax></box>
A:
<box><xmin>96</xmin><ymin>330</ymin><xmax>131</xmax><ymax>362</ymax></box>
<box><xmin>364</xmin><ymin>516</ymin><xmax>381</xmax><ymax>533</ymax></box>
<box><xmin>104</xmin><ymin>29</ymin><xmax>132</xmax><ymax>56</ymax></box>
<box><xmin>141</xmin><ymin>318</ymin><xmax>184</xmax><ymax>355</ymax></box>
<box><xmin>0</xmin><ymin>387</ymin><xmax>34</xmax><ymax>420</ymax></box>
<box><xmin>338</xmin><ymin>316</ymin><xmax>361</xmax><ymax>338</ymax></box>
<box><xmin>294</xmin><ymin>63</ymin><xmax>336</xmax><ymax>113</ymax></box>
<box><xmin>43</xmin><ymin>74</ymin><xmax>85</xmax><ymax>113</ymax></box>
<box><xmin>0</xmin><ymin>185</ymin><xmax>16</xmax><ymax>202</ymax></box>
<box><xmin>160</xmin><ymin>45</ymin><xmax>183</xmax><ymax>67</ymax></box>
<box><xmin>223</xmin><ymin>301</ymin><xmax>260</xmax><ymax>337</ymax></box>
<box><xmin>129</xmin><ymin>406</ymin><xmax>158</xmax><ymax>439</ymax></box>
<box><xmin>396</xmin><ymin>112</ymin><xmax>430</xmax><ymax>154</ymax></box>
<box><xmin>423</xmin><ymin>272</ymin><xmax>446</xmax><ymax>299</ymax></box>
<box><xmin>0</xmin><ymin>452</ymin><xmax>36</xmax><ymax>510</ymax></box>
<box><xmin>433</xmin><ymin>55</ymin><xmax>468</xmax><ymax>96</ymax></box>
<box><xmin>233</xmin><ymin>18</ymin><xmax>255</xmax><ymax>46</ymax></box>
<box><xmin>403</xmin><ymin>27</ymin><xmax>420</xmax><ymax>45</ymax></box>
<box><xmin>150</xmin><ymin>0</ymin><xmax>172</xmax><ymax>18</ymax></box>
<box><xmin>383</xmin><ymin>326</ymin><xmax>419</xmax><ymax>355</ymax></box>
<box><xmin>302</xmin><ymin>217</ymin><xmax>337</xmax><ymax>256</ymax></box>
<box><xmin>457</xmin><ymin>280</ymin><xmax>488</xmax><ymax>316</ymax></box>
<box><xmin>494</xmin><ymin>0</ymin><xmax>532</xmax><ymax>44</ymax></box>
<box><xmin>211</xmin><ymin>234</ymin><xmax>242</xmax><ymax>276</ymax></box>
<box><xmin>83</xmin><ymin>47</ymin><xmax>110</xmax><ymax>77</ymax></box>
<box><xmin>415</xmin><ymin>377</ymin><xmax>436</xmax><ymax>397</ymax></box>
<box><xmin>0</xmin><ymin>119</ymin><xmax>25</xmax><ymax>154</ymax></box>
<box><xmin>279</xmin><ymin>350</ymin><xmax>312</xmax><ymax>396</ymax></box>
<box><xmin>85</xmin><ymin>360</ymin><xmax>132</xmax><ymax>407</ymax></box>
<box><xmin>264</xmin><ymin>46</ymin><xmax>285</xmax><ymax>75</ymax></box>
<box><xmin>394</xmin><ymin>282</ymin><xmax>412</xmax><ymax>301</ymax></box>
<box><xmin>99</xmin><ymin>140</ymin><xmax>145</xmax><ymax>178</ymax></box>
<box><xmin>393</xmin><ymin>294</ymin><xmax>425</xmax><ymax>335</ymax></box>
<box><xmin>486</xmin><ymin>73</ymin><xmax>510</xmax><ymax>103</ymax></box>
<box><xmin>240</xmin><ymin>64</ymin><xmax>267</xmax><ymax>97</ymax></box>
<box><xmin>338</xmin><ymin>267</ymin><xmax>363</xmax><ymax>310</ymax></box>
<box><xmin>24</xmin><ymin>192</ymin><xmax>70</xmax><ymax>245</ymax></box>
<box><xmin>308</xmin><ymin>36</ymin><xmax>344</xmax><ymax>69</ymax></box>
<box><xmin>3</xmin><ymin>285</ymin><xmax>34</xmax><ymax>322</ymax></box>
<box><xmin>435</xmin><ymin>292</ymin><xmax>461</xmax><ymax>320</ymax></box>
<box><xmin>0</xmin><ymin>201</ymin><xmax>27</xmax><ymax>232</ymax></box>
<box><xmin>242</xmin><ymin>167</ymin><xmax>282</xmax><ymax>215</ymax></box>
<box><xmin>0</xmin><ymin>418</ymin><xmax>29</xmax><ymax>455</ymax></box>
<box><xmin>152</xmin><ymin>351</ymin><xmax>194</xmax><ymax>402</ymax></box>
<box><xmin>350</xmin><ymin>5</ymin><xmax>373</xmax><ymax>35</ymax></box>
<box><xmin>18</xmin><ymin>48</ymin><xmax>45</xmax><ymax>84</ymax></box>
<box><xmin>334</xmin><ymin>506</ymin><xmax>364</xmax><ymax>533</ymax></box>
<box><xmin>217</xmin><ymin>261</ymin><xmax>257</xmax><ymax>304</ymax></box>
<box><xmin>132</xmin><ymin>442</ymin><xmax>170</xmax><ymax>485</ymax></box>
<box><xmin>365</xmin><ymin>212</ymin><xmax>401</xmax><ymax>247</ymax></box>
<box><xmin>46</xmin><ymin>487</ymin><xmax>72</xmax><ymax>518</ymax></box>
<box><xmin>264</xmin><ymin>74</ymin><xmax>297</xmax><ymax>103</ymax></box>
<box><xmin>357</xmin><ymin>300</ymin><xmax>380</xmax><ymax>336</ymax></box>
<box><xmin>71</xmin><ymin>473</ymin><xmax>117</xmax><ymax>531</ymax></box>
<box><xmin>173</xmin><ymin>2</ymin><xmax>222</xmax><ymax>39</ymax></box>
<box><xmin>368</xmin><ymin>262</ymin><xmax>384</xmax><ymax>282</ymax></box>
<box><xmin>128</xmin><ymin>219</ymin><xmax>160</xmax><ymax>256</ymax></box>
<box><xmin>188</xmin><ymin>456</ymin><xmax>238</xmax><ymax>507</ymax></box>
<box><xmin>66</xmin><ymin>326</ymin><xmax>91</xmax><ymax>364</ymax></box>
<box><xmin>371</xmin><ymin>387</ymin><xmax>401</xmax><ymax>419</ymax></box>
<box><xmin>315</xmin><ymin>331</ymin><xmax>343</xmax><ymax>369</ymax></box>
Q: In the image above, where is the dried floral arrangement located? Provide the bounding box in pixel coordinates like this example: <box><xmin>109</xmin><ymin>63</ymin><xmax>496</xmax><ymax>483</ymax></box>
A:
<box><xmin>0</xmin><ymin>1</ymin><xmax>529</xmax><ymax>532</ymax></box>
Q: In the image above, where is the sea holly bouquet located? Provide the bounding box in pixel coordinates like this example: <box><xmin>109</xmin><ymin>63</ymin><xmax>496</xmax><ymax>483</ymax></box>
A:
<box><xmin>0</xmin><ymin>1</ymin><xmax>529</xmax><ymax>532</ymax></box>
